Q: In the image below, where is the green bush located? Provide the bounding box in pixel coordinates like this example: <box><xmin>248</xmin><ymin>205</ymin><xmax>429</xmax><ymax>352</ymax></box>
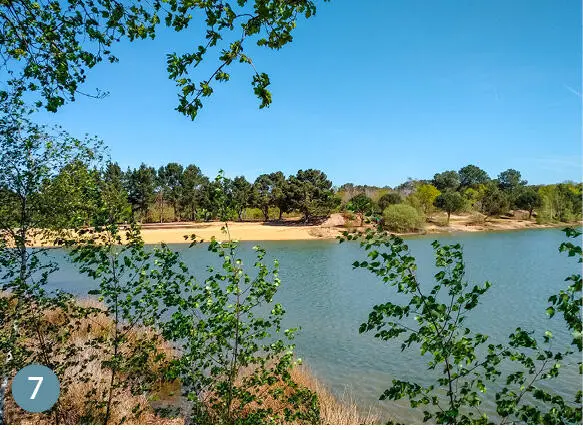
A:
<box><xmin>382</xmin><ymin>204</ymin><xmax>424</xmax><ymax>233</ymax></box>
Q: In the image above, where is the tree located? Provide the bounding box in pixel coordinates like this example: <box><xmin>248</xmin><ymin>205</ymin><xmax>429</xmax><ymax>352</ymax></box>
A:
<box><xmin>497</xmin><ymin>169</ymin><xmax>527</xmax><ymax>193</ymax></box>
<box><xmin>0</xmin><ymin>97</ymin><xmax>101</xmax><ymax>424</ymax></box>
<box><xmin>1</xmin><ymin>0</ymin><xmax>322</xmax><ymax>118</ymax></box>
<box><xmin>434</xmin><ymin>191</ymin><xmax>466</xmax><ymax>223</ymax></box>
<box><xmin>378</xmin><ymin>192</ymin><xmax>402</xmax><ymax>211</ymax></box>
<box><xmin>251</xmin><ymin>174</ymin><xmax>274</xmax><ymax>221</ymax></box>
<box><xmin>100</xmin><ymin>162</ymin><xmax>131</xmax><ymax>224</ymax></box>
<box><xmin>179</xmin><ymin>164</ymin><xmax>207</xmax><ymax>221</ymax></box>
<box><xmin>341</xmin><ymin>227</ymin><xmax>582</xmax><ymax>424</ymax></box>
<box><xmin>346</xmin><ymin>194</ymin><xmax>374</xmax><ymax>226</ymax></box>
<box><xmin>155</xmin><ymin>179</ymin><xmax>320</xmax><ymax>424</ymax></box>
<box><xmin>230</xmin><ymin>176</ymin><xmax>253</xmax><ymax>221</ymax></box>
<box><xmin>411</xmin><ymin>184</ymin><xmax>440</xmax><ymax>219</ymax></box>
<box><xmin>48</xmin><ymin>160</ymin><xmax>102</xmax><ymax>227</ymax></box>
<box><xmin>158</xmin><ymin>163</ymin><xmax>184</xmax><ymax>221</ymax></box>
<box><xmin>480</xmin><ymin>182</ymin><xmax>510</xmax><ymax>220</ymax></box>
<box><xmin>287</xmin><ymin>169</ymin><xmax>336</xmax><ymax>222</ymax></box>
<box><xmin>458</xmin><ymin>164</ymin><xmax>490</xmax><ymax>188</ymax></box>
<box><xmin>433</xmin><ymin>170</ymin><xmax>461</xmax><ymax>192</ymax></box>
<box><xmin>515</xmin><ymin>187</ymin><xmax>542</xmax><ymax>219</ymax></box>
<box><xmin>270</xmin><ymin>171</ymin><xmax>292</xmax><ymax>220</ymax></box>
<box><xmin>126</xmin><ymin>164</ymin><xmax>156</xmax><ymax>222</ymax></box>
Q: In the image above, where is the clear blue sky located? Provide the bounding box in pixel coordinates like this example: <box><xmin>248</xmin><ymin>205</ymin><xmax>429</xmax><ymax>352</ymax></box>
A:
<box><xmin>34</xmin><ymin>0</ymin><xmax>582</xmax><ymax>187</ymax></box>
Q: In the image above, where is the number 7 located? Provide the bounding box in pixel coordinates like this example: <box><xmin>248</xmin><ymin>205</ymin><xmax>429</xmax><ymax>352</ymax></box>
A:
<box><xmin>28</xmin><ymin>376</ymin><xmax>43</xmax><ymax>400</ymax></box>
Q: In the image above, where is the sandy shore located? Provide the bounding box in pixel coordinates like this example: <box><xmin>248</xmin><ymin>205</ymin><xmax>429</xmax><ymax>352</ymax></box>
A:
<box><xmin>139</xmin><ymin>221</ymin><xmax>342</xmax><ymax>243</ymax></box>
<box><xmin>12</xmin><ymin>213</ymin><xmax>579</xmax><ymax>247</ymax></box>
<box><xmin>136</xmin><ymin>213</ymin><xmax>579</xmax><ymax>244</ymax></box>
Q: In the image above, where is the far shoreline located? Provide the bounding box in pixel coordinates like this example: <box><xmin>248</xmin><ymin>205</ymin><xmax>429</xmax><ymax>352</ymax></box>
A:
<box><xmin>133</xmin><ymin>213</ymin><xmax>581</xmax><ymax>245</ymax></box>
<box><xmin>16</xmin><ymin>213</ymin><xmax>581</xmax><ymax>248</ymax></box>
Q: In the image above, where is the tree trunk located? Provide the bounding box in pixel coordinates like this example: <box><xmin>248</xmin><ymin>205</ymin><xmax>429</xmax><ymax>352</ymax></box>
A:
<box><xmin>173</xmin><ymin>202</ymin><xmax>180</xmax><ymax>222</ymax></box>
<box><xmin>528</xmin><ymin>208</ymin><xmax>533</xmax><ymax>219</ymax></box>
<box><xmin>278</xmin><ymin>207</ymin><xmax>283</xmax><ymax>220</ymax></box>
<box><xmin>447</xmin><ymin>211</ymin><xmax>451</xmax><ymax>224</ymax></box>
<box><xmin>263</xmin><ymin>207</ymin><xmax>269</xmax><ymax>222</ymax></box>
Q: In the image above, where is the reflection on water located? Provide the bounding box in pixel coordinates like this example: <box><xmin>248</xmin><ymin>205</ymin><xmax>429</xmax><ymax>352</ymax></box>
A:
<box><xmin>45</xmin><ymin>228</ymin><xmax>580</xmax><ymax>423</ymax></box>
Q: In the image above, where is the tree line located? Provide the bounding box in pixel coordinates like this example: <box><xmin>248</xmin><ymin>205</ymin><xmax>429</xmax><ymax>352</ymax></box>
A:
<box><xmin>7</xmin><ymin>152</ymin><xmax>580</xmax><ymax>231</ymax></box>
<box><xmin>339</xmin><ymin>165</ymin><xmax>582</xmax><ymax>230</ymax></box>
<box><xmin>45</xmin><ymin>161</ymin><xmax>341</xmax><ymax>226</ymax></box>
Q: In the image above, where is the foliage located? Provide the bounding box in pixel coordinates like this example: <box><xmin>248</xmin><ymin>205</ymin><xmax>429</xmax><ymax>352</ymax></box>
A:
<box><xmin>434</xmin><ymin>191</ymin><xmax>466</xmax><ymax>223</ymax></box>
<box><xmin>287</xmin><ymin>169</ymin><xmax>338</xmax><ymax>222</ymax></box>
<box><xmin>515</xmin><ymin>187</ymin><xmax>542</xmax><ymax>219</ymax></box>
<box><xmin>179</xmin><ymin>164</ymin><xmax>209</xmax><ymax>221</ymax></box>
<box><xmin>158</xmin><ymin>163</ymin><xmax>185</xmax><ymax>222</ymax></box>
<box><xmin>230</xmin><ymin>176</ymin><xmax>253</xmax><ymax>221</ymax></box>
<box><xmin>537</xmin><ymin>183</ymin><xmax>582</xmax><ymax>223</ymax></box>
<box><xmin>381</xmin><ymin>204</ymin><xmax>424</xmax><ymax>233</ymax></box>
<box><xmin>100</xmin><ymin>162</ymin><xmax>132</xmax><ymax>224</ymax></box>
<box><xmin>346</xmin><ymin>194</ymin><xmax>374</xmax><ymax>226</ymax></box>
<box><xmin>156</xmin><ymin>172</ymin><xmax>320</xmax><ymax>423</ymax></box>
<box><xmin>1</xmin><ymin>0</ymin><xmax>326</xmax><ymax>118</ymax></box>
<box><xmin>458</xmin><ymin>164</ymin><xmax>490</xmax><ymax>189</ymax></box>
<box><xmin>125</xmin><ymin>164</ymin><xmax>156</xmax><ymax>222</ymax></box>
<box><xmin>378</xmin><ymin>192</ymin><xmax>403</xmax><ymax>211</ymax></box>
<box><xmin>340</xmin><ymin>226</ymin><xmax>582</xmax><ymax>424</ymax></box>
<box><xmin>497</xmin><ymin>169</ymin><xmax>527</xmax><ymax>193</ymax></box>
<box><xmin>251</xmin><ymin>174</ymin><xmax>275</xmax><ymax>221</ymax></box>
<box><xmin>432</xmin><ymin>170</ymin><xmax>461</xmax><ymax>192</ymax></box>
<box><xmin>479</xmin><ymin>183</ymin><xmax>510</xmax><ymax>220</ymax></box>
<box><xmin>411</xmin><ymin>184</ymin><xmax>440</xmax><ymax>218</ymax></box>
<box><xmin>67</xmin><ymin>224</ymin><xmax>176</xmax><ymax>424</ymax></box>
<box><xmin>269</xmin><ymin>172</ymin><xmax>292</xmax><ymax>220</ymax></box>
<box><xmin>0</xmin><ymin>98</ymin><xmax>102</xmax><ymax>424</ymax></box>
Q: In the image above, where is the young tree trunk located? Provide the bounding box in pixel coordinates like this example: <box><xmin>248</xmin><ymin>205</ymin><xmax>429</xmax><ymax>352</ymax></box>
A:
<box><xmin>278</xmin><ymin>207</ymin><xmax>283</xmax><ymax>220</ymax></box>
<box><xmin>528</xmin><ymin>208</ymin><xmax>533</xmax><ymax>219</ymax></box>
<box><xmin>447</xmin><ymin>211</ymin><xmax>451</xmax><ymax>224</ymax></box>
<box><xmin>262</xmin><ymin>207</ymin><xmax>269</xmax><ymax>222</ymax></box>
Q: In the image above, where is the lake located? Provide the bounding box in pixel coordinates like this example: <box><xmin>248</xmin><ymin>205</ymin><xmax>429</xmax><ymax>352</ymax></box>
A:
<box><xmin>45</xmin><ymin>227</ymin><xmax>581</xmax><ymax>423</ymax></box>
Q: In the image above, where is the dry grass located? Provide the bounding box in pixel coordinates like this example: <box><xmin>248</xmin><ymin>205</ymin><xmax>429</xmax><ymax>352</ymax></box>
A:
<box><xmin>198</xmin><ymin>362</ymin><xmax>380</xmax><ymax>425</ymax></box>
<box><xmin>290</xmin><ymin>365</ymin><xmax>380</xmax><ymax>425</ymax></box>
<box><xmin>3</xmin><ymin>299</ymin><xmax>182</xmax><ymax>425</ymax></box>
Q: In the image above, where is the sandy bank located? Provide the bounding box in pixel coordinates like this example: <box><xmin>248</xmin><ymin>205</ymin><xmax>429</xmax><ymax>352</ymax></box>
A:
<box><xmin>139</xmin><ymin>221</ymin><xmax>342</xmax><ymax>244</ymax></box>
<box><xmin>136</xmin><ymin>213</ymin><xmax>579</xmax><ymax>244</ymax></box>
<box><xmin>11</xmin><ymin>213</ymin><xmax>580</xmax><ymax>247</ymax></box>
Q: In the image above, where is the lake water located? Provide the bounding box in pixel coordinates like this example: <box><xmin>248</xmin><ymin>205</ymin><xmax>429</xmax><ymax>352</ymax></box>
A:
<box><xmin>44</xmin><ymin>228</ymin><xmax>581</xmax><ymax>423</ymax></box>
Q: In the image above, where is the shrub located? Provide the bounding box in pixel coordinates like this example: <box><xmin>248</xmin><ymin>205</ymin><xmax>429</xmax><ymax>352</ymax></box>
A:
<box><xmin>382</xmin><ymin>204</ymin><xmax>424</xmax><ymax>233</ymax></box>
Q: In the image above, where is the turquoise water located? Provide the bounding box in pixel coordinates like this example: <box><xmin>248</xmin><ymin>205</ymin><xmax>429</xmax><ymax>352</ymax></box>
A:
<box><xmin>45</xmin><ymin>228</ymin><xmax>581</xmax><ymax>423</ymax></box>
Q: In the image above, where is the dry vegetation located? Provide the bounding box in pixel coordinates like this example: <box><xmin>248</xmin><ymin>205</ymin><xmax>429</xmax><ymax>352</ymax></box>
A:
<box><xmin>3</xmin><ymin>300</ymin><xmax>183</xmax><ymax>425</ymax></box>
<box><xmin>3</xmin><ymin>300</ymin><xmax>379</xmax><ymax>425</ymax></box>
<box><xmin>290</xmin><ymin>365</ymin><xmax>380</xmax><ymax>425</ymax></box>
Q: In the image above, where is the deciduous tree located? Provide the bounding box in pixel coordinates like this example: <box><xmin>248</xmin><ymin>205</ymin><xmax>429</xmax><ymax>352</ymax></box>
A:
<box><xmin>434</xmin><ymin>191</ymin><xmax>465</xmax><ymax>223</ymax></box>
